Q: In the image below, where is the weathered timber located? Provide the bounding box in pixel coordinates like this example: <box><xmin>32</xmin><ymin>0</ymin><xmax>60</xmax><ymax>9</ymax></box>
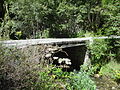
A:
<box><xmin>0</xmin><ymin>36</ymin><xmax>120</xmax><ymax>48</ymax></box>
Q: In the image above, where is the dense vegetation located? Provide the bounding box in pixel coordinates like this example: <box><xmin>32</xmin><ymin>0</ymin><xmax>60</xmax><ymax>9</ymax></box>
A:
<box><xmin>0</xmin><ymin>0</ymin><xmax>119</xmax><ymax>39</ymax></box>
<box><xmin>0</xmin><ymin>0</ymin><xmax>120</xmax><ymax>89</ymax></box>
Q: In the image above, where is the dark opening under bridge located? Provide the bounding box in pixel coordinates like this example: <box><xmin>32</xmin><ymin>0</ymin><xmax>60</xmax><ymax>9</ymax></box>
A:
<box><xmin>1</xmin><ymin>36</ymin><xmax>120</xmax><ymax>71</ymax></box>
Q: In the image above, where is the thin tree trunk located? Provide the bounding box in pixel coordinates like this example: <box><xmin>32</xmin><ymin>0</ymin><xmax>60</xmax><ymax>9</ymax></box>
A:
<box><xmin>0</xmin><ymin>0</ymin><xmax>5</xmax><ymax>21</ymax></box>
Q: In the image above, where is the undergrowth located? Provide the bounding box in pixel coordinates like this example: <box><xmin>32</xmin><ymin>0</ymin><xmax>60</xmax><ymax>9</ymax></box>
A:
<box><xmin>99</xmin><ymin>60</ymin><xmax>120</xmax><ymax>83</ymax></box>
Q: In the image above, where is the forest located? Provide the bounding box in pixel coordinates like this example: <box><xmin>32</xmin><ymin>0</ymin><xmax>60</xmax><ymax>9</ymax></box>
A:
<box><xmin>0</xmin><ymin>0</ymin><xmax>120</xmax><ymax>90</ymax></box>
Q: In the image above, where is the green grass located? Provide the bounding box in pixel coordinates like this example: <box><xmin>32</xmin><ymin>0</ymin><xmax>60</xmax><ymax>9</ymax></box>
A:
<box><xmin>99</xmin><ymin>60</ymin><xmax>120</xmax><ymax>80</ymax></box>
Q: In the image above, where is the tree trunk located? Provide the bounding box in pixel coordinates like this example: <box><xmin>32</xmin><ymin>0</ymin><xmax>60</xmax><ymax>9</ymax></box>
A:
<box><xmin>0</xmin><ymin>0</ymin><xmax>5</xmax><ymax>22</ymax></box>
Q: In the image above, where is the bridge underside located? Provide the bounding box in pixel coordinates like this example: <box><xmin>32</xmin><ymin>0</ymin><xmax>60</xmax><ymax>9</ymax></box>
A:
<box><xmin>52</xmin><ymin>44</ymin><xmax>87</xmax><ymax>71</ymax></box>
<box><xmin>64</xmin><ymin>45</ymin><xmax>87</xmax><ymax>70</ymax></box>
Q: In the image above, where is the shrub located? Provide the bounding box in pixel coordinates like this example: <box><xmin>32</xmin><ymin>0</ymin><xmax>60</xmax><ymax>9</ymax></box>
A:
<box><xmin>67</xmin><ymin>67</ymin><xmax>96</xmax><ymax>90</ymax></box>
<box><xmin>35</xmin><ymin>67</ymin><xmax>69</xmax><ymax>90</ymax></box>
<box><xmin>0</xmin><ymin>44</ymin><xmax>44</xmax><ymax>89</ymax></box>
<box><xmin>35</xmin><ymin>66</ymin><xmax>96</xmax><ymax>90</ymax></box>
<box><xmin>99</xmin><ymin>60</ymin><xmax>120</xmax><ymax>82</ymax></box>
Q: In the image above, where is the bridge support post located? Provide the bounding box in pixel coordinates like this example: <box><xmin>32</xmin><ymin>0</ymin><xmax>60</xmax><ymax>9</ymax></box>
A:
<box><xmin>83</xmin><ymin>50</ymin><xmax>91</xmax><ymax>68</ymax></box>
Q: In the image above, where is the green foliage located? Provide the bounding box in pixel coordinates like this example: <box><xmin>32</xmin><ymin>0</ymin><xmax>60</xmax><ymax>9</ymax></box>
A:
<box><xmin>88</xmin><ymin>39</ymin><xmax>110</xmax><ymax>63</ymax></box>
<box><xmin>67</xmin><ymin>66</ymin><xmax>96</xmax><ymax>90</ymax></box>
<box><xmin>99</xmin><ymin>60</ymin><xmax>120</xmax><ymax>81</ymax></box>
<box><xmin>0</xmin><ymin>0</ymin><xmax>120</xmax><ymax>88</ymax></box>
<box><xmin>102</xmin><ymin>0</ymin><xmax>112</xmax><ymax>5</ymax></box>
<box><xmin>0</xmin><ymin>0</ymin><xmax>111</xmax><ymax>38</ymax></box>
<box><xmin>0</xmin><ymin>0</ymin><xmax>119</xmax><ymax>39</ymax></box>
<box><xmin>99</xmin><ymin>0</ymin><xmax>120</xmax><ymax>36</ymax></box>
<box><xmin>9</xmin><ymin>0</ymin><xmax>51</xmax><ymax>38</ymax></box>
<box><xmin>35</xmin><ymin>67</ymin><xmax>69</xmax><ymax>90</ymax></box>
<box><xmin>35</xmin><ymin>66</ymin><xmax>96</xmax><ymax>90</ymax></box>
<box><xmin>87</xmin><ymin>39</ymin><xmax>118</xmax><ymax>75</ymax></box>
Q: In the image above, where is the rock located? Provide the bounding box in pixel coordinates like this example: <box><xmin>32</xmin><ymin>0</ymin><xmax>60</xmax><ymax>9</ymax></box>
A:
<box><xmin>66</xmin><ymin>61</ymin><xmax>71</xmax><ymax>65</ymax></box>
<box><xmin>63</xmin><ymin>58</ymin><xmax>71</xmax><ymax>62</ymax></box>
<box><xmin>58</xmin><ymin>58</ymin><xmax>64</xmax><ymax>64</ymax></box>
<box><xmin>94</xmin><ymin>74</ymin><xmax>100</xmax><ymax>78</ymax></box>
<box><xmin>47</xmin><ymin>48</ymin><xmax>57</xmax><ymax>51</ymax></box>
<box><xmin>58</xmin><ymin>58</ymin><xmax>71</xmax><ymax>65</ymax></box>
<box><xmin>45</xmin><ymin>50</ymin><xmax>49</xmax><ymax>53</ymax></box>
<box><xmin>45</xmin><ymin>53</ymin><xmax>52</xmax><ymax>58</ymax></box>
<box><xmin>112</xmin><ymin>87</ymin><xmax>115</xmax><ymax>89</ymax></box>
<box><xmin>51</xmin><ymin>51</ymin><xmax>55</xmax><ymax>53</ymax></box>
<box><xmin>53</xmin><ymin>57</ymin><xmax>59</xmax><ymax>60</ymax></box>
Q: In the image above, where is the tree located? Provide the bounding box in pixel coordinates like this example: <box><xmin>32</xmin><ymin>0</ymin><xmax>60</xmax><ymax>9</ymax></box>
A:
<box><xmin>0</xmin><ymin>0</ymin><xmax>119</xmax><ymax>39</ymax></box>
<box><xmin>0</xmin><ymin>0</ymin><xmax>5</xmax><ymax>22</ymax></box>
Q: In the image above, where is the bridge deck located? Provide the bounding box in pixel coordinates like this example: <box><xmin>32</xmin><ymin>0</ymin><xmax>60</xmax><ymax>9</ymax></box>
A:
<box><xmin>0</xmin><ymin>36</ymin><xmax>120</xmax><ymax>48</ymax></box>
